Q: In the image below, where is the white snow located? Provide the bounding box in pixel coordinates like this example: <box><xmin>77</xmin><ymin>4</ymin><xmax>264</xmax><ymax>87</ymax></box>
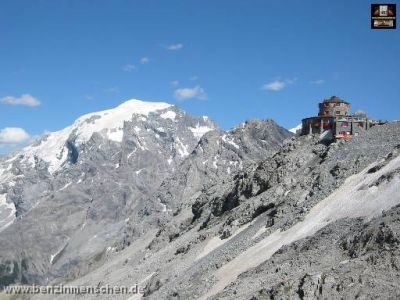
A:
<box><xmin>19</xmin><ymin>99</ymin><xmax>172</xmax><ymax>174</ymax></box>
<box><xmin>22</xmin><ymin>128</ymin><xmax>71</xmax><ymax>174</ymax></box>
<box><xmin>107</xmin><ymin>128</ymin><xmax>124</xmax><ymax>142</ymax></box>
<box><xmin>222</xmin><ymin>134</ymin><xmax>240</xmax><ymax>149</ymax></box>
<box><xmin>135</xmin><ymin>168</ymin><xmax>144</xmax><ymax>175</ymax></box>
<box><xmin>160</xmin><ymin>203</ymin><xmax>167</xmax><ymax>212</ymax></box>
<box><xmin>50</xmin><ymin>253</ymin><xmax>57</xmax><ymax>264</ymax></box>
<box><xmin>158</xmin><ymin>198</ymin><xmax>172</xmax><ymax>213</ymax></box>
<box><xmin>176</xmin><ymin>138</ymin><xmax>190</xmax><ymax>157</ymax></box>
<box><xmin>212</xmin><ymin>156</ymin><xmax>219</xmax><ymax>169</ymax></box>
<box><xmin>201</xmin><ymin>155</ymin><xmax>400</xmax><ymax>299</ymax></box>
<box><xmin>49</xmin><ymin>242</ymin><xmax>69</xmax><ymax>264</ymax></box>
<box><xmin>137</xmin><ymin>138</ymin><xmax>147</xmax><ymax>151</ymax></box>
<box><xmin>0</xmin><ymin>193</ymin><xmax>16</xmax><ymax>233</ymax></box>
<box><xmin>57</xmin><ymin>182</ymin><xmax>72</xmax><ymax>192</ymax></box>
<box><xmin>189</xmin><ymin>123</ymin><xmax>214</xmax><ymax>140</ymax></box>
<box><xmin>72</xmin><ymin>100</ymin><xmax>171</xmax><ymax>144</ymax></box>
<box><xmin>127</xmin><ymin>150</ymin><xmax>136</xmax><ymax>159</ymax></box>
<box><xmin>289</xmin><ymin>123</ymin><xmax>302</xmax><ymax>134</ymax></box>
<box><xmin>160</xmin><ymin>110</ymin><xmax>176</xmax><ymax>120</ymax></box>
<box><xmin>77</xmin><ymin>177</ymin><xmax>83</xmax><ymax>184</ymax></box>
<box><xmin>167</xmin><ymin>157</ymin><xmax>173</xmax><ymax>165</ymax></box>
<box><xmin>0</xmin><ymin>165</ymin><xmax>14</xmax><ymax>185</ymax></box>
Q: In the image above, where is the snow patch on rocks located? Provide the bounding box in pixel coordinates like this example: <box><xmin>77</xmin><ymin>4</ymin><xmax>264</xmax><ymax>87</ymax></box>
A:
<box><xmin>189</xmin><ymin>124</ymin><xmax>214</xmax><ymax>140</ymax></box>
<box><xmin>160</xmin><ymin>110</ymin><xmax>177</xmax><ymax>120</ymax></box>
<box><xmin>0</xmin><ymin>194</ymin><xmax>16</xmax><ymax>233</ymax></box>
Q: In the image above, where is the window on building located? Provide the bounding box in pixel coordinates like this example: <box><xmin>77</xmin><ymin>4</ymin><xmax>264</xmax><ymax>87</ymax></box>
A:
<box><xmin>342</xmin><ymin>122</ymin><xmax>349</xmax><ymax>127</ymax></box>
<box><xmin>335</xmin><ymin>111</ymin><xmax>341</xmax><ymax>115</ymax></box>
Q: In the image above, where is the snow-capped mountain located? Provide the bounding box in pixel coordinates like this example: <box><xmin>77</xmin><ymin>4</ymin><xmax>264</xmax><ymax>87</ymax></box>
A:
<box><xmin>289</xmin><ymin>123</ymin><xmax>302</xmax><ymax>134</ymax></box>
<box><xmin>8</xmin><ymin>99</ymin><xmax>214</xmax><ymax>174</ymax></box>
<box><xmin>0</xmin><ymin>99</ymin><xmax>290</xmax><ymax>289</ymax></box>
<box><xmin>0</xmin><ymin>99</ymin><xmax>216</xmax><ymax>231</ymax></box>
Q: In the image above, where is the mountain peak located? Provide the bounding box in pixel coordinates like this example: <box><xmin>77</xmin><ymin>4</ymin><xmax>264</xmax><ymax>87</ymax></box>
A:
<box><xmin>71</xmin><ymin>98</ymin><xmax>174</xmax><ymax>143</ymax></box>
<box><xmin>75</xmin><ymin>98</ymin><xmax>173</xmax><ymax>127</ymax></box>
<box><xmin>112</xmin><ymin>98</ymin><xmax>172</xmax><ymax>114</ymax></box>
<box><xmin>5</xmin><ymin>99</ymin><xmax>212</xmax><ymax>174</ymax></box>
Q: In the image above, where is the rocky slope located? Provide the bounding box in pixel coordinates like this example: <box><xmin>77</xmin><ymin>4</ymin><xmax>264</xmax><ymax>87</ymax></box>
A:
<box><xmin>1</xmin><ymin>99</ymin><xmax>400</xmax><ymax>300</ymax></box>
<box><xmin>0</xmin><ymin>99</ymin><xmax>291</xmax><ymax>294</ymax></box>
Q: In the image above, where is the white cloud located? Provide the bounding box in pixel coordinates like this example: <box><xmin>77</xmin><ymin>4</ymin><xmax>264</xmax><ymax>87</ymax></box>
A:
<box><xmin>190</xmin><ymin>75</ymin><xmax>199</xmax><ymax>81</ymax></box>
<box><xmin>0</xmin><ymin>94</ymin><xmax>41</xmax><ymax>107</ymax></box>
<box><xmin>140</xmin><ymin>57</ymin><xmax>150</xmax><ymax>64</ymax></box>
<box><xmin>261</xmin><ymin>78</ymin><xmax>297</xmax><ymax>92</ymax></box>
<box><xmin>0</xmin><ymin>127</ymin><xmax>30</xmax><ymax>145</ymax></box>
<box><xmin>165</xmin><ymin>43</ymin><xmax>183</xmax><ymax>51</ymax></box>
<box><xmin>310</xmin><ymin>79</ymin><xmax>325</xmax><ymax>85</ymax></box>
<box><xmin>171</xmin><ymin>80</ymin><xmax>180</xmax><ymax>87</ymax></box>
<box><xmin>174</xmin><ymin>85</ymin><xmax>206</xmax><ymax>101</ymax></box>
<box><xmin>261</xmin><ymin>80</ymin><xmax>286</xmax><ymax>91</ymax></box>
<box><xmin>122</xmin><ymin>64</ymin><xmax>136</xmax><ymax>72</ymax></box>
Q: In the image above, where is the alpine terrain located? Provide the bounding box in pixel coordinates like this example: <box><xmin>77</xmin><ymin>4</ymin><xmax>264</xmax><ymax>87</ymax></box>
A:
<box><xmin>1</xmin><ymin>99</ymin><xmax>400</xmax><ymax>300</ymax></box>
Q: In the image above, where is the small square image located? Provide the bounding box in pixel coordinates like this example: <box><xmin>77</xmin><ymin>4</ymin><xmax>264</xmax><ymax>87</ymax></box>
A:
<box><xmin>371</xmin><ymin>4</ymin><xmax>396</xmax><ymax>29</ymax></box>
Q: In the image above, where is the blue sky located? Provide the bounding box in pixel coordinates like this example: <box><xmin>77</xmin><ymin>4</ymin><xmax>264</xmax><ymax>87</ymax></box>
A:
<box><xmin>1</xmin><ymin>0</ymin><xmax>399</xmax><ymax>154</ymax></box>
